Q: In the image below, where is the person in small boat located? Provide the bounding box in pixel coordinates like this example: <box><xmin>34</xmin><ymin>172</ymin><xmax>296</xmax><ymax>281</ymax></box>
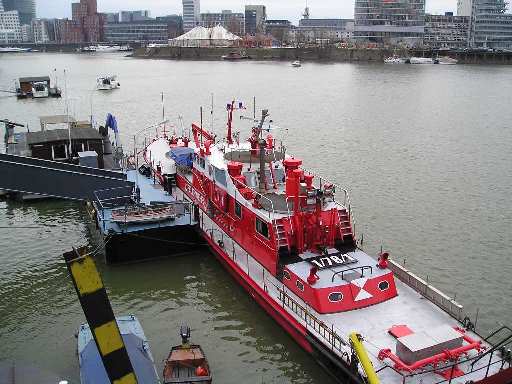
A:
<box><xmin>195</xmin><ymin>364</ymin><xmax>209</xmax><ymax>377</ymax></box>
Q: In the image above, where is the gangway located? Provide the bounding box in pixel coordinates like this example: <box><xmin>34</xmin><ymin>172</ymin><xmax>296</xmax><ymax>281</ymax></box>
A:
<box><xmin>0</xmin><ymin>153</ymin><xmax>134</xmax><ymax>201</ymax></box>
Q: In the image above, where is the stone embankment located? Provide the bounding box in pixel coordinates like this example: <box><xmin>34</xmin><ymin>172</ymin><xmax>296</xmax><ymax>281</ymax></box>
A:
<box><xmin>133</xmin><ymin>46</ymin><xmax>512</xmax><ymax>65</ymax></box>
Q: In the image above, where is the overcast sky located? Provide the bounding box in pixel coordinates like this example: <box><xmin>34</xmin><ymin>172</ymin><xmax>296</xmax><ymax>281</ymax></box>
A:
<box><xmin>37</xmin><ymin>0</ymin><xmax>458</xmax><ymax>23</ymax></box>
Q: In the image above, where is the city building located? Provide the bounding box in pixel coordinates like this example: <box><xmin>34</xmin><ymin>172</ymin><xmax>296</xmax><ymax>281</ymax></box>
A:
<box><xmin>0</xmin><ymin>10</ymin><xmax>22</xmax><ymax>43</ymax></box>
<box><xmin>0</xmin><ymin>0</ymin><xmax>4</xmax><ymax>12</ymax></box>
<box><xmin>354</xmin><ymin>0</ymin><xmax>425</xmax><ymax>46</ymax></box>
<box><xmin>458</xmin><ymin>0</ymin><xmax>473</xmax><ymax>16</ymax></box>
<box><xmin>265</xmin><ymin>19</ymin><xmax>292</xmax><ymax>45</ymax></box>
<box><xmin>182</xmin><ymin>0</ymin><xmax>200</xmax><ymax>32</ymax></box>
<box><xmin>245</xmin><ymin>5</ymin><xmax>266</xmax><ymax>35</ymax></box>
<box><xmin>105</xmin><ymin>19</ymin><xmax>180</xmax><ymax>43</ymax></box>
<box><xmin>31</xmin><ymin>18</ymin><xmax>51</xmax><ymax>43</ymax></box>
<box><xmin>58</xmin><ymin>0</ymin><xmax>104</xmax><ymax>43</ymax></box>
<box><xmin>424</xmin><ymin>13</ymin><xmax>470</xmax><ymax>49</ymax></box>
<box><xmin>2</xmin><ymin>0</ymin><xmax>35</xmax><ymax>25</ymax></box>
<box><xmin>119</xmin><ymin>10</ymin><xmax>151</xmax><ymax>22</ymax></box>
<box><xmin>20</xmin><ymin>22</ymin><xmax>31</xmax><ymax>41</ymax></box>
<box><xmin>200</xmin><ymin>10</ymin><xmax>245</xmax><ymax>36</ymax></box>
<box><xmin>104</xmin><ymin>12</ymin><xmax>119</xmax><ymax>23</ymax></box>
<box><xmin>295</xmin><ymin>18</ymin><xmax>354</xmax><ymax>44</ymax></box>
<box><xmin>469</xmin><ymin>0</ymin><xmax>512</xmax><ymax>48</ymax></box>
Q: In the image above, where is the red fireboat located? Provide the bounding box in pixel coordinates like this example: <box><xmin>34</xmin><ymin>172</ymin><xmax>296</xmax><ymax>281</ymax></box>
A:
<box><xmin>143</xmin><ymin>101</ymin><xmax>512</xmax><ymax>384</ymax></box>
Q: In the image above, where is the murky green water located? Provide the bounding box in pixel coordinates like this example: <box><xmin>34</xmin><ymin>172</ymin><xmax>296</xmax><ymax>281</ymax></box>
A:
<box><xmin>1</xmin><ymin>53</ymin><xmax>511</xmax><ymax>383</ymax></box>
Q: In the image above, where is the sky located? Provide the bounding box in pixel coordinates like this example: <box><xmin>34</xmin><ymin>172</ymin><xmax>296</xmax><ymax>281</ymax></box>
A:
<box><xmin>36</xmin><ymin>0</ymin><xmax>458</xmax><ymax>23</ymax></box>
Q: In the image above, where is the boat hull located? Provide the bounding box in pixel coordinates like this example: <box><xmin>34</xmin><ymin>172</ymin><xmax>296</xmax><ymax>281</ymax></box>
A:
<box><xmin>200</xmin><ymin>224</ymin><xmax>365</xmax><ymax>384</ymax></box>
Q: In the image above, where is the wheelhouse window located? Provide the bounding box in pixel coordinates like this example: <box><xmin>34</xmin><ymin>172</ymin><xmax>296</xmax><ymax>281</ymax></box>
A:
<box><xmin>378</xmin><ymin>281</ymin><xmax>390</xmax><ymax>291</ymax></box>
<box><xmin>52</xmin><ymin>144</ymin><xmax>67</xmax><ymax>160</ymax></box>
<box><xmin>255</xmin><ymin>218</ymin><xmax>269</xmax><ymax>239</ymax></box>
<box><xmin>296</xmin><ymin>280</ymin><xmax>304</xmax><ymax>292</ymax></box>
<box><xmin>234</xmin><ymin>201</ymin><xmax>242</xmax><ymax>218</ymax></box>
<box><xmin>328</xmin><ymin>292</ymin><xmax>343</xmax><ymax>302</ymax></box>
<box><xmin>214</xmin><ymin>166</ymin><xmax>227</xmax><ymax>187</ymax></box>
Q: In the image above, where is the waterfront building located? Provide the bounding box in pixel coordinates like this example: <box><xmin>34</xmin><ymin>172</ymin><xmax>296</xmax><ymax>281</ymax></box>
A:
<box><xmin>469</xmin><ymin>0</ymin><xmax>512</xmax><ymax>48</ymax></box>
<box><xmin>31</xmin><ymin>18</ymin><xmax>51</xmax><ymax>43</ymax></box>
<box><xmin>0</xmin><ymin>1</ymin><xmax>3</xmax><ymax>12</ymax></box>
<box><xmin>119</xmin><ymin>10</ymin><xmax>151</xmax><ymax>22</ymax></box>
<box><xmin>354</xmin><ymin>0</ymin><xmax>425</xmax><ymax>47</ymax></box>
<box><xmin>424</xmin><ymin>13</ymin><xmax>470</xmax><ymax>49</ymax></box>
<box><xmin>156</xmin><ymin>14</ymin><xmax>183</xmax><ymax>36</ymax></box>
<box><xmin>20</xmin><ymin>22</ymin><xmax>31</xmax><ymax>41</ymax></box>
<box><xmin>0</xmin><ymin>9</ymin><xmax>22</xmax><ymax>43</ymax></box>
<box><xmin>182</xmin><ymin>0</ymin><xmax>200</xmax><ymax>32</ymax></box>
<box><xmin>105</xmin><ymin>20</ymin><xmax>180</xmax><ymax>43</ymax></box>
<box><xmin>265</xmin><ymin>19</ymin><xmax>292</xmax><ymax>45</ymax></box>
<box><xmin>200</xmin><ymin>10</ymin><xmax>245</xmax><ymax>36</ymax></box>
<box><xmin>245</xmin><ymin>5</ymin><xmax>266</xmax><ymax>35</ymax></box>
<box><xmin>59</xmin><ymin>0</ymin><xmax>104</xmax><ymax>43</ymax></box>
<box><xmin>295</xmin><ymin>18</ymin><xmax>354</xmax><ymax>44</ymax></box>
<box><xmin>2</xmin><ymin>0</ymin><xmax>35</xmax><ymax>25</ymax></box>
<box><xmin>104</xmin><ymin>12</ymin><xmax>119</xmax><ymax>23</ymax></box>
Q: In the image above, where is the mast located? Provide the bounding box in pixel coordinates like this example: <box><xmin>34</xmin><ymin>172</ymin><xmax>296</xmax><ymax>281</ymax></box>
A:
<box><xmin>257</xmin><ymin>109</ymin><xmax>269</xmax><ymax>194</ymax></box>
<box><xmin>64</xmin><ymin>69</ymin><xmax>72</xmax><ymax>160</ymax></box>
<box><xmin>226</xmin><ymin>100</ymin><xmax>234</xmax><ymax>145</ymax></box>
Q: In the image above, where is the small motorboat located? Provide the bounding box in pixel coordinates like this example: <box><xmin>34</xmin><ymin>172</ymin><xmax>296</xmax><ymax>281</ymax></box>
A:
<box><xmin>163</xmin><ymin>325</ymin><xmax>212</xmax><ymax>384</ymax></box>
<box><xmin>436</xmin><ymin>56</ymin><xmax>458</xmax><ymax>65</ymax></box>
<box><xmin>384</xmin><ymin>56</ymin><xmax>406</xmax><ymax>64</ymax></box>
<box><xmin>97</xmin><ymin>75</ymin><xmax>120</xmax><ymax>91</ymax></box>
<box><xmin>291</xmin><ymin>60</ymin><xmax>302</xmax><ymax>67</ymax></box>
<box><xmin>221</xmin><ymin>51</ymin><xmax>249</xmax><ymax>61</ymax></box>
<box><xmin>409</xmin><ymin>57</ymin><xmax>434</xmax><ymax>64</ymax></box>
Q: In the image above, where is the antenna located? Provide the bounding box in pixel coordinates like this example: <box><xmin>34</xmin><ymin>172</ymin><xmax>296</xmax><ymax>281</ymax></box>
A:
<box><xmin>200</xmin><ymin>106</ymin><xmax>203</xmax><ymax>146</ymax></box>
<box><xmin>210</xmin><ymin>93</ymin><xmax>214</xmax><ymax>132</ymax></box>
<box><xmin>161</xmin><ymin>92</ymin><xmax>165</xmax><ymax>122</ymax></box>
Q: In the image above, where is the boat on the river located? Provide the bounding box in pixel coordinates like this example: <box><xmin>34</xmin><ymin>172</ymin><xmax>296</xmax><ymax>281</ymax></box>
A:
<box><xmin>16</xmin><ymin>76</ymin><xmax>61</xmax><ymax>99</ymax></box>
<box><xmin>0</xmin><ymin>46</ymin><xmax>31</xmax><ymax>53</ymax></box>
<box><xmin>96</xmin><ymin>75</ymin><xmax>120</xmax><ymax>90</ymax></box>
<box><xmin>142</xmin><ymin>101</ymin><xmax>512</xmax><ymax>384</ymax></box>
<box><xmin>436</xmin><ymin>56</ymin><xmax>459</xmax><ymax>65</ymax></box>
<box><xmin>409</xmin><ymin>57</ymin><xmax>435</xmax><ymax>64</ymax></box>
<box><xmin>384</xmin><ymin>56</ymin><xmax>406</xmax><ymax>64</ymax></box>
<box><xmin>291</xmin><ymin>60</ymin><xmax>302</xmax><ymax>67</ymax></box>
<box><xmin>77</xmin><ymin>315</ymin><xmax>160</xmax><ymax>384</ymax></box>
<box><xmin>221</xmin><ymin>51</ymin><xmax>249</xmax><ymax>61</ymax></box>
<box><xmin>82</xmin><ymin>45</ymin><xmax>130</xmax><ymax>53</ymax></box>
<box><xmin>163</xmin><ymin>325</ymin><xmax>212</xmax><ymax>384</ymax></box>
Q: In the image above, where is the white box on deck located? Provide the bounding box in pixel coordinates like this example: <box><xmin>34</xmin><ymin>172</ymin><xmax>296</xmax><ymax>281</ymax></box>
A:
<box><xmin>396</xmin><ymin>325</ymin><xmax>463</xmax><ymax>364</ymax></box>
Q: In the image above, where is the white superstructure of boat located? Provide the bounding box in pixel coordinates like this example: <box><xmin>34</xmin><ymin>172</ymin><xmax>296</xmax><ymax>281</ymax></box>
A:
<box><xmin>31</xmin><ymin>81</ymin><xmax>49</xmax><ymax>98</ymax></box>
<box><xmin>96</xmin><ymin>76</ymin><xmax>120</xmax><ymax>91</ymax></box>
<box><xmin>291</xmin><ymin>60</ymin><xmax>302</xmax><ymax>67</ymax></box>
<box><xmin>409</xmin><ymin>57</ymin><xmax>435</xmax><ymax>64</ymax></box>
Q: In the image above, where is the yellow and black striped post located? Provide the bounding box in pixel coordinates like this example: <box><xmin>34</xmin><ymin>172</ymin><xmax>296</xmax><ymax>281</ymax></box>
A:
<box><xmin>63</xmin><ymin>247</ymin><xmax>138</xmax><ymax>384</ymax></box>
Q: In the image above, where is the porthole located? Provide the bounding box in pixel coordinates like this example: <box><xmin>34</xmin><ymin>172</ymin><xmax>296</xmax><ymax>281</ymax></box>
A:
<box><xmin>328</xmin><ymin>292</ymin><xmax>343</xmax><ymax>302</ymax></box>
<box><xmin>378</xmin><ymin>281</ymin><xmax>390</xmax><ymax>291</ymax></box>
<box><xmin>283</xmin><ymin>270</ymin><xmax>291</xmax><ymax>280</ymax></box>
<box><xmin>296</xmin><ymin>280</ymin><xmax>304</xmax><ymax>292</ymax></box>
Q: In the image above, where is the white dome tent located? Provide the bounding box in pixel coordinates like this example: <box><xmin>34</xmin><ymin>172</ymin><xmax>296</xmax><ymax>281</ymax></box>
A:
<box><xmin>169</xmin><ymin>25</ymin><xmax>242</xmax><ymax>48</ymax></box>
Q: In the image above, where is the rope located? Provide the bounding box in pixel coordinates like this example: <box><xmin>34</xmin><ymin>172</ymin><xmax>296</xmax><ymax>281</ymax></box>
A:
<box><xmin>125</xmin><ymin>232</ymin><xmax>208</xmax><ymax>247</ymax></box>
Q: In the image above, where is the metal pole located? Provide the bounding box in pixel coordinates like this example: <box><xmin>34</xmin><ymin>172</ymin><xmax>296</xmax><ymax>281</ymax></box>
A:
<box><xmin>200</xmin><ymin>107</ymin><xmax>203</xmax><ymax>146</ymax></box>
<box><xmin>64</xmin><ymin>69</ymin><xmax>72</xmax><ymax>160</ymax></box>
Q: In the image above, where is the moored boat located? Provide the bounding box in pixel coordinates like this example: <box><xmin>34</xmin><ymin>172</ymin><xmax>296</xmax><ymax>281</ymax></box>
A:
<box><xmin>436</xmin><ymin>56</ymin><xmax>459</xmax><ymax>65</ymax></box>
<box><xmin>384</xmin><ymin>56</ymin><xmax>406</xmax><ymax>64</ymax></box>
<box><xmin>221</xmin><ymin>51</ymin><xmax>249</xmax><ymax>61</ymax></box>
<box><xmin>77</xmin><ymin>315</ymin><xmax>160</xmax><ymax>384</ymax></box>
<box><xmin>291</xmin><ymin>60</ymin><xmax>302</xmax><ymax>67</ymax></box>
<box><xmin>0</xmin><ymin>46</ymin><xmax>31</xmax><ymax>53</ymax></box>
<box><xmin>163</xmin><ymin>325</ymin><xmax>212</xmax><ymax>384</ymax></box>
<box><xmin>143</xmin><ymin>101</ymin><xmax>512</xmax><ymax>384</ymax></box>
<box><xmin>96</xmin><ymin>75</ymin><xmax>120</xmax><ymax>90</ymax></box>
<box><xmin>409</xmin><ymin>57</ymin><xmax>435</xmax><ymax>64</ymax></box>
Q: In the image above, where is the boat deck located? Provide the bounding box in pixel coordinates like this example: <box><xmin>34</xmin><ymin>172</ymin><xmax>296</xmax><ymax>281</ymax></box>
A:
<box><xmin>95</xmin><ymin>169</ymin><xmax>194</xmax><ymax>235</ymax></box>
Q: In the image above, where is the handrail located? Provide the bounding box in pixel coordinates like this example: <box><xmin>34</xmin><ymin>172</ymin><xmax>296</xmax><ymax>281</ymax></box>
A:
<box><xmin>331</xmin><ymin>265</ymin><xmax>373</xmax><ymax>282</ymax></box>
<box><xmin>471</xmin><ymin>328</ymin><xmax>512</xmax><ymax>368</ymax></box>
<box><xmin>229</xmin><ymin>175</ymin><xmax>277</xmax><ymax>221</ymax></box>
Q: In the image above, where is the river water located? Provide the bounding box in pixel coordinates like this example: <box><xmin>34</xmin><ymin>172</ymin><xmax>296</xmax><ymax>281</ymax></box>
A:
<box><xmin>0</xmin><ymin>53</ymin><xmax>511</xmax><ymax>383</ymax></box>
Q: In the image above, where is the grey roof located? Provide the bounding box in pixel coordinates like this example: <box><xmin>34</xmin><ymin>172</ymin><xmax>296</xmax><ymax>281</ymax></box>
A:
<box><xmin>27</xmin><ymin>128</ymin><xmax>103</xmax><ymax>145</ymax></box>
<box><xmin>19</xmin><ymin>76</ymin><xmax>51</xmax><ymax>83</ymax></box>
<box><xmin>40</xmin><ymin>115</ymin><xmax>77</xmax><ymax>126</ymax></box>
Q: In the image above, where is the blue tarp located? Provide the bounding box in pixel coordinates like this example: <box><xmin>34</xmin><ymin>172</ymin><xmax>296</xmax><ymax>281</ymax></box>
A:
<box><xmin>169</xmin><ymin>147</ymin><xmax>194</xmax><ymax>168</ymax></box>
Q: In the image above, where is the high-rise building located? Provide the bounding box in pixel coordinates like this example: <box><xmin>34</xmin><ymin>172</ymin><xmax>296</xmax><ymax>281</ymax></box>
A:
<box><xmin>0</xmin><ymin>0</ymin><xmax>4</xmax><ymax>12</ymax></box>
<box><xmin>245</xmin><ymin>5</ymin><xmax>266</xmax><ymax>35</ymax></box>
<box><xmin>200</xmin><ymin>10</ymin><xmax>245</xmax><ymax>35</ymax></box>
<box><xmin>2</xmin><ymin>0</ymin><xmax>35</xmax><ymax>25</ymax></box>
<box><xmin>469</xmin><ymin>0</ymin><xmax>512</xmax><ymax>48</ymax></box>
<box><xmin>354</xmin><ymin>0</ymin><xmax>425</xmax><ymax>46</ymax></box>
<box><xmin>424</xmin><ymin>13</ymin><xmax>470</xmax><ymax>49</ymax></box>
<box><xmin>295</xmin><ymin>18</ymin><xmax>354</xmax><ymax>44</ymax></box>
<box><xmin>182</xmin><ymin>0</ymin><xmax>200</xmax><ymax>32</ymax></box>
<box><xmin>0</xmin><ymin>9</ymin><xmax>22</xmax><ymax>42</ymax></box>
<box><xmin>458</xmin><ymin>0</ymin><xmax>473</xmax><ymax>16</ymax></box>
<box><xmin>32</xmin><ymin>18</ymin><xmax>50</xmax><ymax>43</ymax></box>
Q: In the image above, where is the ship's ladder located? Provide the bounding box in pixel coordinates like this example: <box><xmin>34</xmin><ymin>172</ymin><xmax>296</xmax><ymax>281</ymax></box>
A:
<box><xmin>338</xmin><ymin>208</ymin><xmax>354</xmax><ymax>241</ymax></box>
<box><xmin>274</xmin><ymin>218</ymin><xmax>289</xmax><ymax>250</ymax></box>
